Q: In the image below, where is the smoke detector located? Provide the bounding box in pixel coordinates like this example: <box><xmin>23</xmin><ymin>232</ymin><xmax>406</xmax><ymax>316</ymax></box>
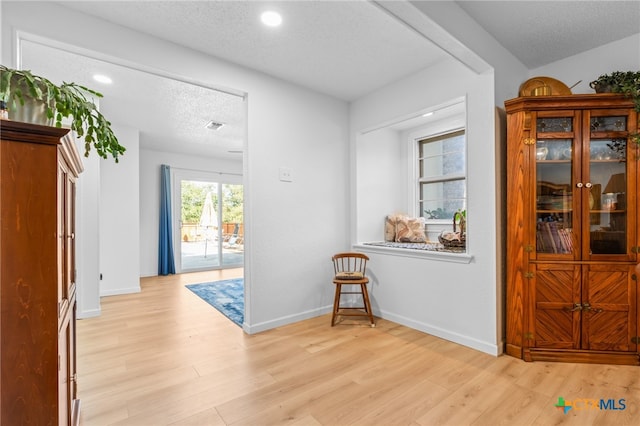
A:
<box><xmin>205</xmin><ymin>120</ymin><xmax>225</xmax><ymax>130</ymax></box>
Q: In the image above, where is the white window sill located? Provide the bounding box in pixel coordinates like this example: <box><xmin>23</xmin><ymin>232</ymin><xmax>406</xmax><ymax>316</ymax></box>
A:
<box><xmin>353</xmin><ymin>242</ymin><xmax>474</xmax><ymax>264</ymax></box>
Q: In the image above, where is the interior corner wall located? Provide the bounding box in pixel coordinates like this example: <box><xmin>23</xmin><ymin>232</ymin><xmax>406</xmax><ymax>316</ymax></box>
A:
<box><xmin>408</xmin><ymin>0</ymin><xmax>527</xmax><ymax>104</ymax></box>
<box><xmin>355</xmin><ymin>126</ymin><xmax>404</xmax><ymax>242</ymax></box>
<box><xmin>350</xmin><ymin>59</ymin><xmax>501</xmax><ymax>355</ymax></box>
<box><xmin>138</xmin><ymin>149</ymin><xmax>242</xmax><ymax>278</ymax></box>
<box><xmin>527</xmin><ymin>34</ymin><xmax>640</xmax><ymax>96</ymax></box>
<box><xmin>99</xmin><ymin>124</ymin><xmax>141</xmax><ymax>296</ymax></box>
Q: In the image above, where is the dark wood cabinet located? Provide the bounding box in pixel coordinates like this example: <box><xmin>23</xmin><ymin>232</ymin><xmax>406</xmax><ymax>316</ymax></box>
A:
<box><xmin>505</xmin><ymin>94</ymin><xmax>640</xmax><ymax>365</ymax></box>
<box><xmin>1</xmin><ymin>119</ymin><xmax>83</xmax><ymax>424</ymax></box>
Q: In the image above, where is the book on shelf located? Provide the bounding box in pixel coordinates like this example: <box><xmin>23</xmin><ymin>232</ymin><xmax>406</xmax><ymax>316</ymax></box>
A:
<box><xmin>536</xmin><ymin>222</ymin><xmax>573</xmax><ymax>253</ymax></box>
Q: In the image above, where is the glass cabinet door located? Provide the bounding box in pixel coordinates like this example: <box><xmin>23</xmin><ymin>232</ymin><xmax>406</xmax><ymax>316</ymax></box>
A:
<box><xmin>586</xmin><ymin>113</ymin><xmax>629</xmax><ymax>257</ymax></box>
<box><xmin>535</xmin><ymin>116</ymin><xmax>576</xmax><ymax>256</ymax></box>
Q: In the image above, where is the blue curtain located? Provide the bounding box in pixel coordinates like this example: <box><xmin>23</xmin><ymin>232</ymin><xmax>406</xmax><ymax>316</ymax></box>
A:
<box><xmin>158</xmin><ymin>164</ymin><xmax>175</xmax><ymax>275</ymax></box>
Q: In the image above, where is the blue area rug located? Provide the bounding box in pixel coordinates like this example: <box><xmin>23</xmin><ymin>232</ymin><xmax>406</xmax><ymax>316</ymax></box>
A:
<box><xmin>186</xmin><ymin>278</ymin><xmax>244</xmax><ymax>327</ymax></box>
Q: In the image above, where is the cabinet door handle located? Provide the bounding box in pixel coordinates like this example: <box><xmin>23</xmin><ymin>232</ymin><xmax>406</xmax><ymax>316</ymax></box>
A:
<box><xmin>565</xmin><ymin>303</ymin><xmax>582</xmax><ymax>312</ymax></box>
<box><xmin>583</xmin><ymin>303</ymin><xmax>603</xmax><ymax>314</ymax></box>
<box><xmin>585</xmin><ymin>182</ymin><xmax>592</xmax><ymax>188</ymax></box>
<box><xmin>576</xmin><ymin>182</ymin><xmax>584</xmax><ymax>188</ymax></box>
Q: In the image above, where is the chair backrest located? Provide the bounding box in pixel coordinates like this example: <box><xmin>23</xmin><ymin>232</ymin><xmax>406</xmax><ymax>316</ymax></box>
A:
<box><xmin>332</xmin><ymin>252</ymin><xmax>368</xmax><ymax>275</ymax></box>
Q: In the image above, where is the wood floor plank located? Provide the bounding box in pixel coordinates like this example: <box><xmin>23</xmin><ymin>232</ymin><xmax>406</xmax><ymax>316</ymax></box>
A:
<box><xmin>222</xmin><ymin>376</ymin><xmax>358</xmax><ymax>426</ymax></box>
<box><xmin>167</xmin><ymin>407</ymin><xmax>226</xmax><ymax>426</ymax></box>
<box><xmin>77</xmin><ymin>270</ymin><xmax>640</xmax><ymax>426</ymax></box>
<box><xmin>513</xmin><ymin>361</ymin><xmax>578</xmax><ymax>398</ymax></box>
<box><xmin>353</xmin><ymin>378</ymin><xmax>450</xmax><ymax>426</ymax></box>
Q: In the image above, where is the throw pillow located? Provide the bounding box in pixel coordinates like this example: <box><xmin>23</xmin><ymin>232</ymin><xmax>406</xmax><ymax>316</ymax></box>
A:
<box><xmin>395</xmin><ymin>216</ymin><xmax>427</xmax><ymax>243</ymax></box>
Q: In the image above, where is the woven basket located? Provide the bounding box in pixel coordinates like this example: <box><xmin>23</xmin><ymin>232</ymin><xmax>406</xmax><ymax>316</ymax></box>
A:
<box><xmin>438</xmin><ymin>215</ymin><xmax>466</xmax><ymax>249</ymax></box>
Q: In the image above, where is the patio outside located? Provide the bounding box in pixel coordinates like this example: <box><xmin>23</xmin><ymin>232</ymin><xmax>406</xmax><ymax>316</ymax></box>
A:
<box><xmin>180</xmin><ymin>180</ymin><xmax>243</xmax><ymax>271</ymax></box>
<box><xmin>180</xmin><ymin>222</ymin><xmax>244</xmax><ymax>270</ymax></box>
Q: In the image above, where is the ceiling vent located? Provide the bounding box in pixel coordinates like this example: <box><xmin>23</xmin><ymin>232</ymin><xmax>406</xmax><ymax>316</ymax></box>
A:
<box><xmin>205</xmin><ymin>120</ymin><xmax>225</xmax><ymax>130</ymax></box>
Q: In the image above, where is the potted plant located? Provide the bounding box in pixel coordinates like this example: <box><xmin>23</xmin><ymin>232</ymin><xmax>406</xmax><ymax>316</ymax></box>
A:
<box><xmin>589</xmin><ymin>71</ymin><xmax>640</xmax><ymax>112</ymax></box>
<box><xmin>590</xmin><ymin>71</ymin><xmax>640</xmax><ymax>146</ymax></box>
<box><xmin>438</xmin><ymin>208</ymin><xmax>466</xmax><ymax>250</ymax></box>
<box><xmin>454</xmin><ymin>209</ymin><xmax>466</xmax><ymax>237</ymax></box>
<box><xmin>0</xmin><ymin>65</ymin><xmax>125</xmax><ymax>162</ymax></box>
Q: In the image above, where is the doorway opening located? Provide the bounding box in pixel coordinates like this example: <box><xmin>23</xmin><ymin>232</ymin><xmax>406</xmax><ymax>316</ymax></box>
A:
<box><xmin>174</xmin><ymin>170</ymin><xmax>243</xmax><ymax>273</ymax></box>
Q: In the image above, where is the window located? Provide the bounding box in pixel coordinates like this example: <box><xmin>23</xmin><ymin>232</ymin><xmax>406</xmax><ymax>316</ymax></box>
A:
<box><xmin>418</xmin><ymin>129</ymin><xmax>466</xmax><ymax>222</ymax></box>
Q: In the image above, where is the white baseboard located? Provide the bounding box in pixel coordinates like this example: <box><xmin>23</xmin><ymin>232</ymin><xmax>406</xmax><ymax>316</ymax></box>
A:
<box><xmin>243</xmin><ymin>305</ymin><xmax>333</xmax><ymax>334</ymax></box>
<box><xmin>242</xmin><ymin>305</ymin><xmax>500</xmax><ymax>357</ymax></box>
<box><xmin>100</xmin><ymin>286</ymin><xmax>141</xmax><ymax>297</ymax></box>
<box><xmin>376</xmin><ymin>308</ymin><xmax>500</xmax><ymax>356</ymax></box>
<box><xmin>77</xmin><ymin>308</ymin><xmax>101</xmax><ymax>319</ymax></box>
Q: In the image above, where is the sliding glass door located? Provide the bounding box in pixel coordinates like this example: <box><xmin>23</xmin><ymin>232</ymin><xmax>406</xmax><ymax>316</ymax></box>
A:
<box><xmin>220</xmin><ymin>183</ymin><xmax>244</xmax><ymax>266</ymax></box>
<box><xmin>174</xmin><ymin>170</ymin><xmax>243</xmax><ymax>272</ymax></box>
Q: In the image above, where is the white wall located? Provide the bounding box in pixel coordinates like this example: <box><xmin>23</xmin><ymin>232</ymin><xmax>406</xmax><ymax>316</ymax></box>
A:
<box><xmin>350</xmin><ymin>58</ymin><xmax>500</xmax><ymax>355</ymax></box>
<box><xmin>138</xmin><ymin>149</ymin><xmax>242</xmax><ymax>277</ymax></box>
<box><xmin>73</xmin><ymin>139</ymin><xmax>101</xmax><ymax>318</ymax></box>
<box><xmin>1</xmin><ymin>1</ymin><xmax>350</xmax><ymax>333</ymax></box>
<box><xmin>245</xmin><ymin>80</ymin><xmax>350</xmax><ymax>330</ymax></box>
<box><xmin>98</xmin><ymin>124</ymin><xmax>140</xmax><ymax>296</ymax></box>
<box><xmin>409</xmin><ymin>0</ymin><xmax>527</xmax><ymax>104</ymax></box>
<box><xmin>355</xmin><ymin>126</ymin><xmax>404</xmax><ymax>242</ymax></box>
<box><xmin>528</xmin><ymin>34</ymin><xmax>640</xmax><ymax>95</ymax></box>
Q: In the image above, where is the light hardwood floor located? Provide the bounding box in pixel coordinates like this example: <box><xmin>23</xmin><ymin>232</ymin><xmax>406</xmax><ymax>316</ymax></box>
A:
<box><xmin>77</xmin><ymin>270</ymin><xmax>640</xmax><ymax>426</ymax></box>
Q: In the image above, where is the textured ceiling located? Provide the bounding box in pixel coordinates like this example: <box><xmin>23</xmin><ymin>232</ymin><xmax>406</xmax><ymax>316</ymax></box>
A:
<box><xmin>57</xmin><ymin>0</ymin><xmax>448</xmax><ymax>101</ymax></box>
<box><xmin>20</xmin><ymin>39</ymin><xmax>247</xmax><ymax>160</ymax></box>
<box><xmin>456</xmin><ymin>1</ymin><xmax>640</xmax><ymax>69</ymax></box>
<box><xmin>17</xmin><ymin>1</ymin><xmax>640</xmax><ymax>159</ymax></box>
<box><xmin>25</xmin><ymin>0</ymin><xmax>450</xmax><ymax>158</ymax></box>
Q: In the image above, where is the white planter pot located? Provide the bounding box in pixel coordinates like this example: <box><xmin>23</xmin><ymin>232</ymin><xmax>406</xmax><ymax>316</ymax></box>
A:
<box><xmin>7</xmin><ymin>96</ymin><xmax>54</xmax><ymax>126</ymax></box>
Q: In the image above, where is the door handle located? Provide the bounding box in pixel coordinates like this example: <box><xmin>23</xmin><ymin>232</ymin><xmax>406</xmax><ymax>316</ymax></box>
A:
<box><xmin>565</xmin><ymin>303</ymin><xmax>582</xmax><ymax>312</ymax></box>
<box><xmin>583</xmin><ymin>303</ymin><xmax>603</xmax><ymax>314</ymax></box>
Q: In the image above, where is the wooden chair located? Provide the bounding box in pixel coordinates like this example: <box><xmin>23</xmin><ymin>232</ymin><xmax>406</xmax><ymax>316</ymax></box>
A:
<box><xmin>331</xmin><ymin>252</ymin><xmax>375</xmax><ymax>327</ymax></box>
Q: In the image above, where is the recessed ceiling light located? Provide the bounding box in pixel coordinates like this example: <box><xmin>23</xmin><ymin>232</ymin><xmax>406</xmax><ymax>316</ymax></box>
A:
<box><xmin>261</xmin><ymin>11</ymin><xmax>282</xmax><ymax>27</ymax></box>
<box><xmin>93</xmin><ymin>74</ymin><xmax>112</xmax><ymax>84</ymax></box>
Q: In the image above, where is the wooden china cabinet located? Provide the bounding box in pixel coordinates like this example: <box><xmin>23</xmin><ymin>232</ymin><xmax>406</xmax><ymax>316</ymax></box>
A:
<box><xmin>1</xmin><ymin>119</ymin><xmax>83</xmax><ymax>424</ymax></box>
<box><xmin>505</xmin><ymin>94</ymin><xmax>640</xmax><ymax>365</ymax></box>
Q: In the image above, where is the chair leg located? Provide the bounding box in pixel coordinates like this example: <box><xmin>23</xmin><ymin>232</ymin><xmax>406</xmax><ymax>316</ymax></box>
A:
<box><xmin>331</xmin><ymin>283</ymin><xmax>342</xmax><ymax>326</ymax></box>
<box><xmin>360</xmin><ymin>283</ymin><xmax>375</xmax><ymax>327</ymax></box>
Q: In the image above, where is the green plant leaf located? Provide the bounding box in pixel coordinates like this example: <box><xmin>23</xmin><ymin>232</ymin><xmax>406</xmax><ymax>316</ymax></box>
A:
<box><xmin>1</xmin><ymin>65</ymin><xmax>125</xmax><ymax>161</ymax></box>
